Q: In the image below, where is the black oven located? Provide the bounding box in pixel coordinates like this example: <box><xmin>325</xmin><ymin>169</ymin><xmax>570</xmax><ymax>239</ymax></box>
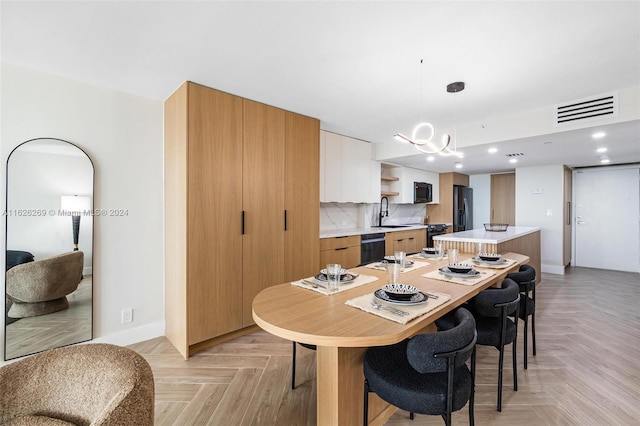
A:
<box><xmin>360</xmin><ymin>233</ymin><xmax>385</xmax><ymax>265</ymax></box>
<box><xmin>426</xmin><ymin>224</ymin><xmax>449</xmax><ymax>247</ymax></box>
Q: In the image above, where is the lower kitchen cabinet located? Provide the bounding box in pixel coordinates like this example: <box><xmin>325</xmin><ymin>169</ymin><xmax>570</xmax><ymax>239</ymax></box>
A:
<box><xmin>385</xmin><ymin>229</ymin><xmax>426</xmax><ymax>255</ymax></box>
<box><xmin>320</xmin><ymin>235</ymin><xmax>361</xmax><ymax>269</ymax></box>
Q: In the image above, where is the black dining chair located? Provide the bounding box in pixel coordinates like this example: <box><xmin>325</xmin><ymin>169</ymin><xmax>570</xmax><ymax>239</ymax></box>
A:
<box><xmin>469</xmin><ymin>278</ymin><xmax>520</xmax><ymax>412</ymax></box>
<box><xmin>291</xmin><ymin>341</ymin><xmax>316</xmax><ymax>389</ymax></box>
<box><xmin>363</xmin><ymin>307</ymin><xmax>477</xmax><ymax>426</ymax></box>
<box><xmin>506</xmin><ymin>264</ymin><xmax>537</xmax><ymax>369</ymax></box>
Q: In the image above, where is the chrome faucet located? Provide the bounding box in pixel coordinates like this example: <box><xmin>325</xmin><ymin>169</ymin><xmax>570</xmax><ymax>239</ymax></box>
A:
<box><xmin>379</xmin><ymin>196</ymin><xmax>389</xmax><ymax>227</ymax></box>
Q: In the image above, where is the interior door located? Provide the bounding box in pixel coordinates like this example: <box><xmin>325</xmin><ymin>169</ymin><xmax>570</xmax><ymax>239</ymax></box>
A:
<box><xmin>563</xmin><ymin>166</ymin><xmax>572</xmax><ymax>266</ymax></box>
<box><xmin>490</xmin><ymin>173</ymin><xmax>515</xmax><ymax>225</ymax></box>
<box><xmin>574</xmin><ymin>166</ymin><xmax>639</xmax><ymax>272</ymax></box>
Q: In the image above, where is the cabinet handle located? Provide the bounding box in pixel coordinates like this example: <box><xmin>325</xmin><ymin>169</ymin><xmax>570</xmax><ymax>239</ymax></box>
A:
<box><xmin>566</xmin><ymin>202</ymin><xmax>571</xmax><ymax>225</ymax></box>
<box><xmin>335</xmin><ymin>247</ymin><xmax>348</xmax><ymax>251</ymax></box>
<box><xmin>241</xmin><ymin>211</ymin><xmax>245</xmax><ymax>235</ymax></box>
<box><xmin>284</xmin><ymin>210</ymin><xmax>288</xmax><ymax>231</ymax></box>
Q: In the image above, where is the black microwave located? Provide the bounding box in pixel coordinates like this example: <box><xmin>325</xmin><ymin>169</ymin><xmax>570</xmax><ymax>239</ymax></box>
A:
<box><xmin>414</xmin><ymin>182</ymin><xmax>433</xmax><ymax>203</ymax></box>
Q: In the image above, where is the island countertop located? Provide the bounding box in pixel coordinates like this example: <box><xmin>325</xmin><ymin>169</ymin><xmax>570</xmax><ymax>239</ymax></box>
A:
<box><xmin>433</xmin><ymin>226</ymin><xmax>541</xmax><ymax>244</ymax></box>
<box><xmin>433</xmin><ymin>226</ymin><xmax>541</xmax><ymax>284</ymax></box>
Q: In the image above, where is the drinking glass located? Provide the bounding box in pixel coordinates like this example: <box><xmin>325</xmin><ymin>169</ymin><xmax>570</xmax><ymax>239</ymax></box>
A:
<box><xmin>477</xmin><ymin>242</ymin><xmax>485</xmax><ymax>257</ymax></box>
<box><xmin>448</xmin><ymin>248</ymin><xmax>459</xmax><ymax>264</ymax></box>
<box><xmin>435</xmin><ymin>243</ymin><xmax>443</xmax><ymax>260</ymax></box>
<box><xmin>386</xmin><ymin>263</ymin><xmax>401</xmax><ymax>284</ymax></box>
<box><xmin>326</xmin><ymin>263</ymin><xmax>341</xmax><ymax>293</ymax></box>
<box><xmin>394</xmin><ymin>250</ymin><xmax>406</xmax><ymax>271</ymax></box>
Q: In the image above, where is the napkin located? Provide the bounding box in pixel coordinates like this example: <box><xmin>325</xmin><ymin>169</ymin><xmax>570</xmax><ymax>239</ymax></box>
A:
<box><xmin>345</xmin><ymin>290</ymin><xmax>451</xmax><ymax>324</ymax></box>
<box><xmin>422</xmin><ymin>268</ymin><xmax>496</xmax><ymax>286</ymax></box>
<box><xmin>364</xmin><ymin>260</ymin><xmax>430</xmax><ymax>272</ymax></box>
<box><xmin>291</xmin><ymin>273</ymin><xmax>379</xmax><ymax>295</ymax></box>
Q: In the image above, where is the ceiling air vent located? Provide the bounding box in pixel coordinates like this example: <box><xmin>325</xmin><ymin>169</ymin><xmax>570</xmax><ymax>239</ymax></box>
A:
<box><xmin>554</xmin><ymin>92</ymin><xmax>618</xmax><ymax>126</ymax></box>
<box><xmin>505</xmin><ymin>152</ymin><xmax>525</xmax><ymax>157</ymax></box>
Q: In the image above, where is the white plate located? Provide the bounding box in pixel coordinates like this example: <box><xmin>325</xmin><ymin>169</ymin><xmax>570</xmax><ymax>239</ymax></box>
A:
<box><xmin>381</xmin><ymin>258</ymin><xmax>415</xmax><ymax>267</ymax></box>
<box><xmin>320</xmin><ymin>268</ymin><xmax>349</xmax><ymax>276</ymax></box>
<box><xmin>374</xmin><ymin>289</ymin><xmax>428</xmax><ymax>305</ymax></box>
<box><xmin>471</xmin><ymin>256</ymin><xmax>508</xmax><ymax>265</ymax></box>
<box><xmin>438</xmin><ymin>267</ymin><xmax>481</xmax><ymax>278</ymax></box>
<box><xmin>315</xmin><ymin>273</ymin><xmax>357</xmax><ymax>284</ymax></box>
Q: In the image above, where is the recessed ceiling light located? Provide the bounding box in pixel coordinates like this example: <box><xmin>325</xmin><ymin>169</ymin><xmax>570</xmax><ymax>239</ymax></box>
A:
<box><xmin>455</xmin><ymin>163</ymin><xmax>463</xmax><ymax>169</ymax></box>
<box><xmin>592</xmin><ymin>131</ymin><xmax>606</xmax><ymax>139</ymax></box>
<box><xmin>488</xmin><ymin>147</ymin><xmax>498</xmax><ymax>154</ymax></box>
<box><xmin>509</xmin><ymin>158</ymin><xmax>518</xmax><ymax>164</ymax></box>
<box><xmin>600</xmin><ymin>156</ymin><xmax>610</xmax><ymax>164</ymax></box>
<box><xmin>426</xmin><ymin>156</ymin><xmax>435</xmax><ymax>162</ymax></box>
<box><xmin>596</xmin><ymin>147</ymin><xmax>607</xmax><ymax>153</ymax></box>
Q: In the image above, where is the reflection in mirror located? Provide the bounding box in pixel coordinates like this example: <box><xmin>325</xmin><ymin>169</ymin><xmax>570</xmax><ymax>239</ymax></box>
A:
<box><xmin>5</xmin><ymin>138</ymin><xmax>94</xmax><ymax>360</ymax></box>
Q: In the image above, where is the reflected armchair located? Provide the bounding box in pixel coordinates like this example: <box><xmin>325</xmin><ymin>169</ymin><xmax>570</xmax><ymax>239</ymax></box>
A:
<box><xmin>6</xmin><ymin>251</ymin><xmax>83</xmax><ymax>318</ymax></box>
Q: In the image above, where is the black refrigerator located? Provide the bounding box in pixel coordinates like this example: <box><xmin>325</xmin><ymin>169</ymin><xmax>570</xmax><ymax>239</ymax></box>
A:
<box><xmin>453</xmin><ymin>185</ymin><xmax>473</xmax><ymax>232</ymax></box>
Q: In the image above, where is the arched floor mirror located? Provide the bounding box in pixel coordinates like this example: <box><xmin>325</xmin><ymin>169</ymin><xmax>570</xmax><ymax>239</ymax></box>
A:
<box><xmin>5</xmin><ymin>138</ymin><xmax>94</xmax><ymax>360</ymax></box>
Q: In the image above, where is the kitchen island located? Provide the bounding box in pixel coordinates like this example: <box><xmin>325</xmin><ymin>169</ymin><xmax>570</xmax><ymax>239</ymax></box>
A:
<box><xmin>434</xmin><ymin>226</ymin><xmax>541</xmax><ymax>283</ymax></box>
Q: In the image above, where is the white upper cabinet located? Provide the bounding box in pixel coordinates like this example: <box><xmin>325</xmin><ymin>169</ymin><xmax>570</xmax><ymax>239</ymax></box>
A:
<box><xmin>320</xmin><ymin>131</ymin><xmax>380</xmax><ymax>203</ymax></box>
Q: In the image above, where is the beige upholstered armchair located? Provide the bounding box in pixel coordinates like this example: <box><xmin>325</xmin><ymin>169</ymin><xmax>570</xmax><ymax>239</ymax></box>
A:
<box><xmin>6</xmin><ymin>251</ymin><xmax>84</xmax><ymax>318</ymax></box>
<box><xmin>0</xmin><ymin>343</ymin><xmax>154</xmax><ymax>425</ymax></box>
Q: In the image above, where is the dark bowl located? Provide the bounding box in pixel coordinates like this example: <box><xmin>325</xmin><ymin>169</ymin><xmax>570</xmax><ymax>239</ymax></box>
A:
<box><xmin>381</xmin><ymin>284</ymin><xmax>418</xmax><ymax>301</ymax></box>
<box><xmin>447</xmin><ymin>263</ymin><xmax>473</xmax><ymax>274</ymax></box>
<box><xmin>479</xmin><ymin>253</ymin><xmax>501</xmax><ymax>261</ymax></box>
<box><xmin>422</xmin><ymin>247</ymin><xmax>437</xmax><ymax>254</ymax></box>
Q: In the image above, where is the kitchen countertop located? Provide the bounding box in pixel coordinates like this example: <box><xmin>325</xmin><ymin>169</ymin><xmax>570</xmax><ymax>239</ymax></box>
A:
<box><xmin>320</xmin><ymin>224</ymin><xmax>429</xmax><ymax>239</ymax></box>
<box><xmin>433</xmin><ymin>226</ymin><xmax>540</xmax><ymax>244</ymax></box>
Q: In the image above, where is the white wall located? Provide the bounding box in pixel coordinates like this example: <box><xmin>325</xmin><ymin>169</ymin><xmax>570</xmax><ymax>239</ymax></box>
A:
<box><xmin>469</xmin><ymin>174</ymin><xmax>491</xmax><ymax>228</ymax></box>
<box><xmin>515</xmin><ymin>164</ymin><xmax>566</xmax><ymax>274</ymax></box>
<box><xmin>1</xmin><ymin>64</ymin><xmax>165</xmax><ymax>362</ymax></box>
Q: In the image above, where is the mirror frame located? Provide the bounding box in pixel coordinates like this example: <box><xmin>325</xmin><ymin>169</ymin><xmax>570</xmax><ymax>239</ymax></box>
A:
<box><xmin>4</xmin><ymin>137</ymin><xmax>94</xmax><ymax>360</ymax></box>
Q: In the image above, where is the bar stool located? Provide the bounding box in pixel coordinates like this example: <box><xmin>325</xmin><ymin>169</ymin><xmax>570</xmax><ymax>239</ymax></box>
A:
<box><xmin>507</xmin><ymin>264</ymin><xmax>536</xmax><ymax>369</ymax></box>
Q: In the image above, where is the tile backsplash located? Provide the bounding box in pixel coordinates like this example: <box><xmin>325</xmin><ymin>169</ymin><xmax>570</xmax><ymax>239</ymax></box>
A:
<box><xmin>320</xmin><ymin>203</ymin><xmax>427</xmax><ymax>232</ymax></box>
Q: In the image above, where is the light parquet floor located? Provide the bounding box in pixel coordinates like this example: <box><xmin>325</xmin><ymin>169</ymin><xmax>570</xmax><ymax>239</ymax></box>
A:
<box><xmin>128</xmin><ymin>266</ymin><xmax>640</xmax><ymax>425</ymax></box>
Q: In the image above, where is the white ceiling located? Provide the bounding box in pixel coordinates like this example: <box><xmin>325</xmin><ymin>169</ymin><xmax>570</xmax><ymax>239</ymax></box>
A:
<box><xmin>2</xmin><ymin>1</ymin><xmax>639</xmax><ymax>175</ymax></box>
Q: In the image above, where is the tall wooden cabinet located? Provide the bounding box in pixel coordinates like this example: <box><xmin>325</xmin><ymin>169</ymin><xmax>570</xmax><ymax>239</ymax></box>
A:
<box><xmin>165</xmin><ymin>82</ymin><xmax>319</xmax><ymax>358</ymax></box>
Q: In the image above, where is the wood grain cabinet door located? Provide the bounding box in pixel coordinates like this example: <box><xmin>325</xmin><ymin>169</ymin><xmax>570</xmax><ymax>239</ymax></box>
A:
<box><xmin>186</xmin><ymin>83</ymin><xmax>244</xmax><ymax>345</ymax></box>
<box><xmin>284</xmin><ymin>112</ymin><xmax>320</xmax><ymax>282</ymax></box>
<box><xmin>242</xmin><ymin>99</ymin><xmax>285</xmax><ymax>327</ymax></box>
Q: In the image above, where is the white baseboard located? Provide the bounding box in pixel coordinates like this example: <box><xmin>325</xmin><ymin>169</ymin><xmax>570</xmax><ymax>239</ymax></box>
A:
<box><xmin>541</xmin><ymin>263</ymin><xmax>566</xmax><ymax>275</ymax></box>
<box><xmin>90</xmin><ymin>321</ymin><xmax>165</xmax><ymax>347</ymax></box>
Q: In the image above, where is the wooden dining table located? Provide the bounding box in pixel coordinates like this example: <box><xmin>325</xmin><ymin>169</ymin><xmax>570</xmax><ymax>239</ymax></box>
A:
<box><xmin>252</xmin><ymin>251</ymin><xmax>529</xmax><ymax>426</ymax></box>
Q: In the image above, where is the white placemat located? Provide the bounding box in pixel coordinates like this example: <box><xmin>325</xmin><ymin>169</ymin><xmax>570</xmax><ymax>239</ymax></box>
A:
<box><xmin>364</xmin><ymin>260</ymin><xmax>430</xmax><ymax>272</ymax></box>
<box><xmin>345</xmin><ymin>290</ymin><xmax>451</xmax><ymax>324</ymax></box>
<box><xmin>422</xmin><ymin>268</ymin><xmax>497</xmax><ymax>286</ymax></box>
<box><xmin>291</xmin><ymin>274</ymin><xmax>379</xmax><ymax>295</ymax></box>
<box><xmin>470</xmin><ymin>257</ymin><xmax>517</xmax><ymax>269</ymax></box>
